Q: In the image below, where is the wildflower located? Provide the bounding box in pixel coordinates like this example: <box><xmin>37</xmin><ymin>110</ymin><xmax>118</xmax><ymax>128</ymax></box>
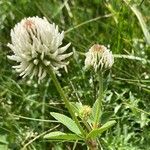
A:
<box><xmin>7</xmin><ymin>16</ymin><xmax>72</xmax><ymax>83</ymax></box>
<box><xmin>85</xmin><ymin>44</ymin><xmax>114</xmax><ymax>72</ymax></box>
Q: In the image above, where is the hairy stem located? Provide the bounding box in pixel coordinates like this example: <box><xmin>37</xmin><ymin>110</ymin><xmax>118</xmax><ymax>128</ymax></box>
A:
<box><xmin>94</xmin><ymin>72</ymin><xmax>103</xmax><ymax>128</ymax></box>
<box><xmin>48</xmin><ymin>66</ymin><xmax>85</xmax><ymax>136</ymax></box>
<box><xmin>87</xmin><ymin>139</ymin><xmax>98</xmax><ymax>150</ymax></box>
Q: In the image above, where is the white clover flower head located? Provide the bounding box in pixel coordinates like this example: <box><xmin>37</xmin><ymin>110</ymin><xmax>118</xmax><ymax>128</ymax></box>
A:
<box><xmin>7</xmin><ymin>16</ymin><xmax>72</xmax><ymax>83</ymax></box>
<box><xmin>85</xmin><ymin>44</ymin><xmax>114</xmax><ymax>72</ymax></box>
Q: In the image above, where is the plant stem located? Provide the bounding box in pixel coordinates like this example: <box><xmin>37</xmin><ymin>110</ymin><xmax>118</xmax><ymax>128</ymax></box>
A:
<box><xmin>94</xmin><ymin>72</ymin><xmax>103</xmax><ymax>128</ymax></box>
<box><xmin>47</xmin><ymin>66</ymin><xmax>85</xmax><ymax>136</ymax></box>
<box><xmin>87</xmin><ymin>139</ymin><xmax>98</xmax><ymax>150</ymax></box>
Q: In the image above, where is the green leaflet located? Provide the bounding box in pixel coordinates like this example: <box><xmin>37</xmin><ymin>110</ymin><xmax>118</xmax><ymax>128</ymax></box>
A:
<box><xmin>69</xmin><ymin>102</ymin><xmax>82</xmax><ymax>116</ymax></box>
<box><xmin>91</xmin><ymin>99</ymin><xmax>102</xmax><ymax>123</ymax></box>
<box><xmin>50</xmin><ymin>112</ymin><xmax>81</xmax><ymax>135</ymax></box>
<box><xmin>44</xmin><ymin>131</ymin><xmax>83</xmax><ymax>141</ymax></box>
<box><xmin>86</xmin><ymin>120</ymin><xmax>116</xmax><ymax>139</ymax></box>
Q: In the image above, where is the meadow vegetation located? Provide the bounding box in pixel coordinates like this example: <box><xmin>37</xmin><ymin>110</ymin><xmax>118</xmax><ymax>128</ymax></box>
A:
<box><xmin>0</xmin><ymin>0</ymin><xmax>150</xmax><ymax>149</ymax></box>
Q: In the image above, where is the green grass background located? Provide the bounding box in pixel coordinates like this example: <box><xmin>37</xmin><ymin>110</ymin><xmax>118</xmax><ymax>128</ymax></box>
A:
<box><xmin>0</xmin><ymin>0</ymin><xmax>150</xmax><ymax>149</ymax></box>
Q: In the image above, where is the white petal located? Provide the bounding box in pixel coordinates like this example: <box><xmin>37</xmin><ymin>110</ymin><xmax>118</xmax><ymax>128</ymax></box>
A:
<box><xmin>33</xmin><ymin>59</ymin><xmax>39</xmax><ymax>65</ymax></box>
<box><xmin>38</xmin><ymin>66</ymin><xmax>42</xmax><ymax>78</ymax></box>
<box><xmin>56</xmin><ymin>52</ymin><xmax>73</xmax><ymax>61</ymax></box>
<box><xmin>58</xmin><ymin>43</ymin><xmax>71</xmax><ymax>54</ymax></box>
<box><xmin>43</xmin><ymin>60</ymin><xmax>50</xmax><ymax>66</ymax></box>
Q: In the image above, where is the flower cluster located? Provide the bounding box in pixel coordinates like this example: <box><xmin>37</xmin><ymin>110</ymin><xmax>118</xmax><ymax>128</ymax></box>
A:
<box><xmin>79</xmin><ymin>105</ymin><xmax>92</xmax><ymax>120</ymax></box>
<box><xmin>7</xmin><ymin>16</ymin><xmax>72</xmax><ymax>82</ymax></box>
<box><xmin>85</xmin><ymin>44</ymin><xmax>114</xmax><ymax>72</ymax></box>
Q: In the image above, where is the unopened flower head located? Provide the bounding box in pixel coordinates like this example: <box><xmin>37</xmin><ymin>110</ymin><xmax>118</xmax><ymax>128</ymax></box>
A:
<box><xmin>85</xmin><ymin>44</ymin><xmax>114</xmax><ymax>72</ymax></box>
<box><xmin>7</xmin><ymin>16</ymin><xmax>72</xmax><ymax>82</ymax></box>
<box><xmin>79</xmin><ymin>105</ymin><xmax>92</xmax><ymax>120</ymax></box>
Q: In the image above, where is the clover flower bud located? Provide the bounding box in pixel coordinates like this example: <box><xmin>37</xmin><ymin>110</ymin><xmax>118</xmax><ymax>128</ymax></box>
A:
<box><xmin>79</xmin><ymin>105</ymin><xmax>92</xmax><ymax>121</ymax></box>
<box><xmin>85</xmin><ymin>44</ymin><xmax>114</xmax><ymax>72</ymax></box>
